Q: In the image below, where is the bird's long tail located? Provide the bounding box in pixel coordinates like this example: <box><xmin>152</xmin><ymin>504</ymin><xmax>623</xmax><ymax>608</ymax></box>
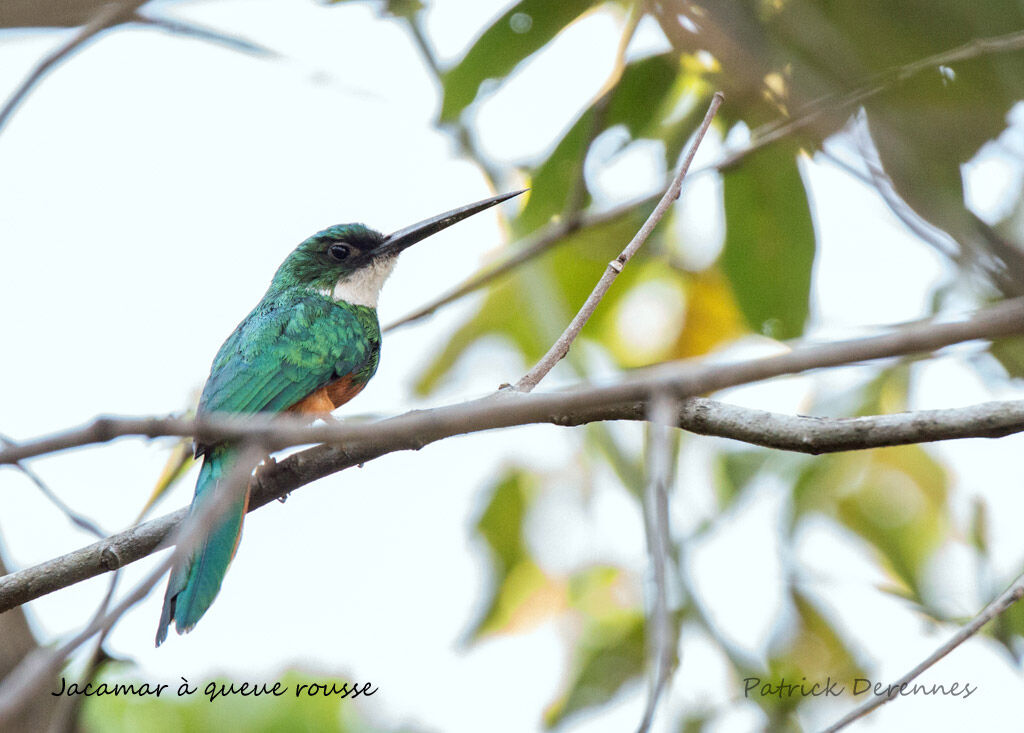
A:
<box><xmin>155</xmin><ymin>445</ymin><xmax>250</xmax><ymax>646</ymax></box>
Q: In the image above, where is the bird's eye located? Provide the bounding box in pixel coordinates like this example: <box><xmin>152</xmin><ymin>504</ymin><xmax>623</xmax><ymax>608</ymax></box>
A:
<box><xmin>328</xmin><ymin>243</ymin><xmax>351</xmax><ymax>262</ymax></box>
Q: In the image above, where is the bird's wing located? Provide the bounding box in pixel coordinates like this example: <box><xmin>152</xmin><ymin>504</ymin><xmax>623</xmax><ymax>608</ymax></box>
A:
<box><xmin>197</xmin><ymin>295</ymin><xmax>374</xmax><ymax>419</ymax></box>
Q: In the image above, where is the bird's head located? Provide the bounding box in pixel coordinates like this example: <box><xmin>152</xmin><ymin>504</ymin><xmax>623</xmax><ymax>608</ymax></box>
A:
<box><xmin>270</xmin><ymin>189</ymin><xmax>525</xmax><ymax>308</ymax></box>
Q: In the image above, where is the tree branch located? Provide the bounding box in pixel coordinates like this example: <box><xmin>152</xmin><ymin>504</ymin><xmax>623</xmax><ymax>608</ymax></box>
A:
<box><xmin>4</xmin><ymin>298</ymin><xmax>1024</xmax><ymax>470</ymax></box>
<box><xmin>0</xmin><ymin>444</ymin><xmax>265</xmax><ymax>726</ymax></box>
<box><xmin>385</xmin><ymin>8</ymin><xmax>647</xmax><ymax>335</ymax></box>
<box><xmin>129</xmin><ymin>12</ymin><xmax>277</xmax><ymax>58</ymax></box>
<box><xmin>0</xmin><ymin>434</ymin><xmax>108</xmax><ymax>539</ymax></box>
<box><xmin>823</xmin><ymin>572</ymin><xmax>1024</xmax><ymax>732</ymax></box>
<box><xmin>386</xmin><ymin>27</ymin><xmax>1024</xmax><ymax>336</ymax></box>
<box><xmin>0</xmin><ymin>1</ymin><xmax>146</xmax><ymax>135</ymax></box>
<box><xmin>7</xmin><ymin>296</ymin><xmax>1024</xmax><ymax>467</ymax></box>
<box><xmin>514</xmin><ymin>92</ymin><xmax>725</xmax><ymax>391</ymax></box>
<box><xmin>4</xmin><ymin>296</ymin><xmax>1024</xmax><ymax>612</ymax></box>
<box><xmin>673</xmin><ymin>397</ymin><xmax>1024</xmax><ymax>453</ymax></box>
<box><xmin>5</xmin><ymin>389</ymin><xmax>1024</xmax><ymax>615</ymax></box>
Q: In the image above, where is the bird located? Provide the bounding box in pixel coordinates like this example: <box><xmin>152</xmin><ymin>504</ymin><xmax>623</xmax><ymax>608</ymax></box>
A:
<box><xmin>155</xmin><ymin>189</ymin><xmax>525</xmax><ymax>645</ymax></box>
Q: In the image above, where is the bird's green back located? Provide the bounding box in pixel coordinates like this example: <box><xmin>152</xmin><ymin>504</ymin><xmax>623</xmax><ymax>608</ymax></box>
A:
<box><xmin>198</xmin><ymin>290</ymin><xmax>381</xmax><ymax>426</ymax></box>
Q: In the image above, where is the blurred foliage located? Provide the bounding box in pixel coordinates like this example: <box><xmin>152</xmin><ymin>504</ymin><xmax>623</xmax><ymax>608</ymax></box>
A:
<box><xmin>469</xmin><ymin>470</ymin><xmax>565</xmax><ymax>638</ymax></box>
<box><xmin>439</xmin><ymin>0</ymin><xmax>598</xmax><ymax>123</ymax></box>
<box><xmin>81</xmin><ymin>670</ymin><xmax>419</xmax><ymax>733</ymax></box>
<box><xmin>469</xmin><ymin>472</ymin><xmax>655</xmax><ymax>728</ymax></box>
<box><xmin>137</xmin><ymin>436</ymin><xmax>197</xmax><ymax>522</ymax></box>
<box><xmin>720</xmin><ymin>143</ymin><xmax>815</xmax><ymax>339</ymax></box>
<box><xmin>543</xmin><ymin>607</ymin><xmax>646</xmax><ymax>728</ymax></box>
<box><xmin>403</xmin><ymin>0</ymin><xmax>1024</xmax><ymax>728</ymax></box>
<box><xmin>25</xmin><ymin>0</ymin><xmax>1024</xmax><ymax>730</ymax></box>
<box><xmin>756</xmin><ymin>590</ymin><xmax>864</xmax><ymax>722</ymax></box>
<box><xmin>794</xmin><ymin>368</ymin><xmax>950</xmax><ymax>598</ymax></box>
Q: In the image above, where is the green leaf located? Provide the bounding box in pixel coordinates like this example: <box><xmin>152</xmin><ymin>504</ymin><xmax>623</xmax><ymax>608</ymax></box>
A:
<box><xmin>414</xmin><ymin>205</ymin><xmax>654</xmax><ymax>395</ymax></box>
<box><xmin>991</xmin><ymin>572</ymin><xmax>1024</xmax><ymax>662</ymax></box>
<box><xmin>821</xmin><ymin>0</ymin><xmax>1024</xmax><ymax>244</ymax></box>
<box><xmin>715</xmin><ymin>449</ymin><xmax>770</xmax><ymax>509</ymax></box>
<box><xmin>968</xmin><ymin>496</ymin><xmax>989</xmax><ymax>557</ymax></box>
<box><xmin>543</xmin><ymin>610</ymin><xmax>645</xmax><ymax>729</ymax></box>
<box><xmin>721</xmin><ymin>144</ymin><xmax>815</xmax><ymax>340</ymax></box>
<box><xmin>514</xmin><ymin>52</ymin><xmax>684</xmax><ymax>237</ymax></box>
<box><xmin>383</xmin><ymin>0</ymin><xmax>424</xmax><ymax>18</ymax></box>
<box><xmin>754</xmin><ymin>589</ymin><xmax>863</xmax><ymax>722</ymax></box>
<box><xmin>440</xmin><ymin>0</ymin><xmax>598</xmax><ymax>122</ymax></box>
<box><xmin>988</xmin><ymin>335</ymin><xmax>1024</xmax><ymax>379</ymax></box>
<box><xmin>137</xmin><ymin>438</ymin><xmax>197</xmax><ymax>522</ymax></box>
<box><xmin>468</xmin><ymin>471</ymin><xmax>564</xmax><ymax>639</ymax></box>
<box><xmin>792</xmin><ymin>371</ymin><xmax>949</xmax><ymax>597</ymax></box>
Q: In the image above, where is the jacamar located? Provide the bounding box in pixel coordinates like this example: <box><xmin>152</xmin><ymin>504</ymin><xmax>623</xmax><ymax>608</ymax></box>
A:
<box><xmin>155</xmin><ymin>190</ymin><xmax>524</xmax><ymax>645</ymax></box>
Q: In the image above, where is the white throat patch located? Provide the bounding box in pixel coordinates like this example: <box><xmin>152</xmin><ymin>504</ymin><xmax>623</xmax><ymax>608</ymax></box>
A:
<box><xmin>331</xmin><ymin>255</ymin><xmax>398</xmax><ymax>308</ymax></box>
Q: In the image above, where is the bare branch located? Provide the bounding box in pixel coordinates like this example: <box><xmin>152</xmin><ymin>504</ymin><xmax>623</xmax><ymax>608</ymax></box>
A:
<box><xmin>0</xmin><ymin>509</ymin><xmax>185</xmax><ymax>615</ymax></box>
<box><xmin>822</xmin><ymin>145</ymin><xmax>959</xmax><ymax>262</ymax></box>
<box><xmin>129</xmin><ymin>12</ymin><xmax>276</xmax><ymax>58</ymax></box>
<box><xmin>514</xmin><ymin>92</ymin><xmax>726</xmax><ymax>392</ymax></box>
<box><xmin>823</xmin><ymin>573</ymin><xmax>1024</xmax><ymax>732</ymax></box>
<box><xmin>673</xmin><ymin>397</ymin><xmax>1024</xmax><ymax>453</ymax></box>
<box><xmin>847</xmin><ymin>114</ymin><xmax>1024</xmax><ymax>295</ymax></box>
<box><xmin>5</xmin><ymin>391</ymin><xmax>1024</xmax><ymax>614</ymax></box>
<box><xmin>0</xmin><ymin>434</ymin><xmax>108</xmax><ymax>539</ymax></box>
<box><xmin>0</xmin><ymin>444</ymin><xmax>264</xmax><ymax>727</ymax></box>
<box><xmin>637</xmin><ymin>395</ymin><xmax>678</xmax><ymax>733</ymax></box>
<box><xmin>714</xmin><ymin>28</ymin><xmax>1024</xmax><ymax>171</ymax></box>
<box><xmin>387</xmin><ymin>28</ymin><xmax>1024</xmax><ymax>335</ymax></box>
<box><xmin>0</xmin><ymin>1</ymin><xmax>146</xmax><ymax>135</ymax></box>
<box><xmin>4</xmin><ymin>297</ymin><xmax>1024</xmax><ymax>613</ymax></box>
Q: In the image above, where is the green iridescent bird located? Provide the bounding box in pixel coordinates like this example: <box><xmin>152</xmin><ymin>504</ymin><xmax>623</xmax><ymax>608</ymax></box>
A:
<box><xmin>155</xmin><ymin>190</ymin><xmax>524</xmax><ymax>646</ymax></box>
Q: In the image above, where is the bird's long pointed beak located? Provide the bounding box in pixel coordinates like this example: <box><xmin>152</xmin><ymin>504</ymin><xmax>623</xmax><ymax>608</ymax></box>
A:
<box><xmin>377</xmin><ymin>189</ymin><xmax>527</xmax><ymax>256</ymax></box>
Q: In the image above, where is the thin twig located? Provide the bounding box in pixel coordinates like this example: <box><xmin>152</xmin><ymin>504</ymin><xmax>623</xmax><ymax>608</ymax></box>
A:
<box><xmin>4</xmin><ymin>298</ymin><xmax>1024</xmax><ymax>614</ymax></box>
<box><xmin>849</xmin><ymin>114</ymin><xmax>1024</xmax><ymax>295</ymax></box>
<box><xmin>0</xmin><ymin>434</ymin><xmax>108</xmax><ymax>539</ymax></box>
<box><xmin>385</xmin><ymin>7</ymin><xmax>643</xmax><ymax>335</ymax></box>
<box><xmin>636</xmin><ymin>394</ymin><xmax>678</xmax><ymax>733</ymax></box>
<box><xmin>130</xmin><ymin>12</ymin><xmax>276</xmax><ymax>58</ymax></box>
<box><xmin>823</xmin><ymin>142</ymin><xmax>1023</xmax><ymax>298</ymax></box>
<box><xmin>0</xmin><ymin>443</ymin><xmax>264</xmax><ymax>728</ymax></box>
<box><xmin>5</xmin><ymin>391</ymin><xmax>1024</xmax><ymax>613</ymax></box>
<box><xmin>56</xmin><ymin>566</ymin><xmax>125</xmax><ymax>731</ymax></box>
<box><xmin>386</xmin><ymin>27</ymin><xmax>1024</xmax><ymax>335</ymax></box>
<box><xmin>823</xmin><ymin>572</ymin><xmax>1024</xmax><ymax>732</ymax></box>
<box><xmin>382</xmin><ymin>193</ymin><xmax>659</xmax><ymax>332</ymax></box>
<box><xmin>514</xmin><ymin>92</ymin><xmax>726</xmax><ymax>391</ymax></box>
<box><xmin>823</xmin><ymin>143</ymin><xmax>959</xmax><ymax>262</ymax></box>
<box><xmin>0</xmin><ymin>1</ymin><xmax>146</xmax><ymax>134</ymax></box>
<box><xmin>714</xmin><ymin>28</ymin><xmax>1024</xmax><ymax>172</ymax></box>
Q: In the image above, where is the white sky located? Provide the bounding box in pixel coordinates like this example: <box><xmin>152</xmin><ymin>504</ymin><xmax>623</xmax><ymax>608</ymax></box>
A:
<box><xmin>2</xmin><ymin>2</ymin><xmax>1024</xmax><ymax>732</ymax></box>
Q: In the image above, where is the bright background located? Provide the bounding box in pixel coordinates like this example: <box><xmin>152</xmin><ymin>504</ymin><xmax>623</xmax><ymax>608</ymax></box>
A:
<box><xmin>2</xmin><ymin>1</ymin><xmax>1024</xmax><ymax>731</ymax></box>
